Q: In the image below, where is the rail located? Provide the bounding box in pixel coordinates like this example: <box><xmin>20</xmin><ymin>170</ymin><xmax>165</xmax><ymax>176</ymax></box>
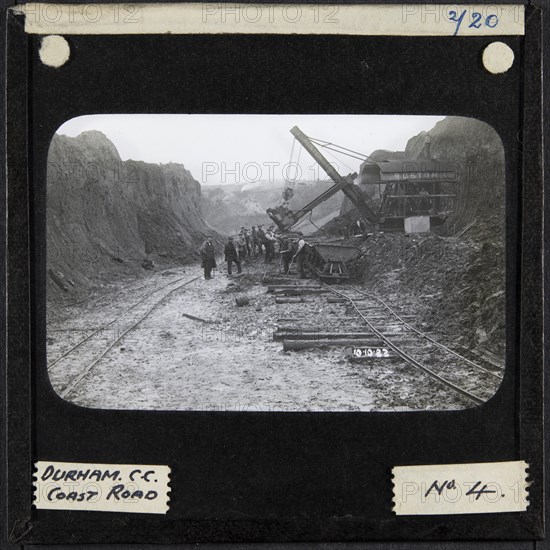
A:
<box><xmin>322</xmin><ymin>283</ymin><xmax>490</xmax><ymax>405</ymax></box>
<box><xmin>55</xmin><ymin>276</ymin><xmax>200</xmax><ymax>399</ymax></box>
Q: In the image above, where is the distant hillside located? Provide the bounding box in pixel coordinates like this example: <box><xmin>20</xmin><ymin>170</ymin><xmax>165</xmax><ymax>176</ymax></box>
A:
<box><xmin>201</xmin><ymin>180</ymin><xmax>343</xmax><ymax>235</ymax></box>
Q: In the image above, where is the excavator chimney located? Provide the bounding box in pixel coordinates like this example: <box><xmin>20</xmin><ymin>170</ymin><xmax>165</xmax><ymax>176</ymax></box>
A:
<box><xmin>424</xmin><ymin>133</ymin><xmax>432</xmax><ymax>158</ymax></box>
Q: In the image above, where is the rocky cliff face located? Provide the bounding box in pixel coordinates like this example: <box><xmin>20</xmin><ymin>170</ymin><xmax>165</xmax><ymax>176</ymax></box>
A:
<box><xmin>47</xmin><ymin>131</ymin><xmax>212</xmax><ymax>301</ymax></box>
<box><xmin>406</xmin><ymin>117</ymin><xmax>505</xmax><ymax>232</ymax></box>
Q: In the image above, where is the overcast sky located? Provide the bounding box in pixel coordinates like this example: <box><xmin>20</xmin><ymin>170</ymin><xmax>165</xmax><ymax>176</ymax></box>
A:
<box><xmin>57</xmin><ymin>114</ymin><xmax>446</xmax><ymax>185</ymax></box>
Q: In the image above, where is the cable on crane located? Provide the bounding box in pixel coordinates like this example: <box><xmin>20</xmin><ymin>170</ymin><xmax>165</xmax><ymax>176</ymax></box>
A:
<box><xmin>307</xmin><ymin>135</ymin><xmax>377</xmax><ymax>164</ymax></box>
<box><xmin>306</xmin><ymin>210</ymin><xmax>330</xmax><ymax>237</ymax></box>
<box><xmin>310</xmin><ymin>143</ymin><xmax>367</xmax><ymax>162</ymax></box>
<box><xmin>313</xmin><ymin>141</ymin><xmax>357</xmax><ymax>175</ymax></box>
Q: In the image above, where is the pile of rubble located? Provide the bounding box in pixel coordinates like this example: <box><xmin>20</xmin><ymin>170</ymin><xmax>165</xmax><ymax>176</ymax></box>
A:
<box><xmin>349</xmin><ymin>231</ymin><xmax>505</xmax><ymax>355</ymax></box>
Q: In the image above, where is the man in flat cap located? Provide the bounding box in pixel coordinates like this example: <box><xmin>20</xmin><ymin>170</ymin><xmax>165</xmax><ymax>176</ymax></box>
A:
<box><xmin>200</xmin><ymin>235</ymin><xmax>217</xmax><ymax>280</ymax></box>
<box><xmin>224</xmin><ymin>236</ymin><xmax>242</xmax><ymax>276</ymax></box>
<box><xmin>264</xmin><ymin>226</ymin><xmax>277</xmax><ymax>263</ymax></box>
<box><xmin>237</xmin><ymin>230</ymin><xmax>248</xmax><ymax>262</ymax></box>
<box><xmin>256</xmin><ymin>224</ymin><xmax>267</xmax><ymax>259</ymax></box>
<box><xmin>250</xmin><ymin>226</ymin><xmax>258</xmax><ymax>258</ymax></box>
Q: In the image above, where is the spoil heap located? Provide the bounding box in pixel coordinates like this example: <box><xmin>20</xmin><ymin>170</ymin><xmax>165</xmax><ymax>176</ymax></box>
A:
<box><xmin>340</xmin><ymin>117</ymin><xmax>505</xmax><ymax>354</ymax></box>
<box><xmin>349</xmin><ymin>231</ymin><xmax>504</xmax><ymax>354</ymax></box>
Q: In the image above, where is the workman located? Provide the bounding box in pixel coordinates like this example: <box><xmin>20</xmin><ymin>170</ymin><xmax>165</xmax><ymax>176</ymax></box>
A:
<box><xmin>279</xmin><ymin>237</ymin><xmax>296</xmax><ymax>274</ymax></box>
<box><xmin>250</xmin><ymin>226</ymin><xmax>258</xmax><ymax>257</ymax></box>
<box><xmin>243</xmin><ymin>228</ymin><xmax>252</xmax><ymax>258</ymax></box>
<box><xmin>237</xmin><ymin>231</ymin><xmax>248</xmax><ymax>261</ymax></box>
<box><xmin>293</xmin><ymin>237</ymin><xmax>307</xmax><ymax>279</ymax></box>
<box><xmin>257</xmin><ymin>225</ymin><xmax>268</xmax><ymax>260</ymax></box>
<box><xmin>224</xmin><ymin>236</ymin><xmax>242</xmax><ymax>276</ymax></box>
<box><xmin>200</xmin><ymin>236</ymin><xmax>217</xmax><ymax>280</ymax></box>
<box><xmin>264</xmin><ymin>226</ymin><xmax>277</xmax><ymax>263</ymax></box>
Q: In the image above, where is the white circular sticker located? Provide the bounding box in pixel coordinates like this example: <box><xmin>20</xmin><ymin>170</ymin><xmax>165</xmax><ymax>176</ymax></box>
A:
<box><xmin>39</xmin><ymin>35</ymin><xmax>70</xmax><ymax>68</ymax></box>
<box><xmin>482</xmin><ymin>42</ymin><xmax>514</xmax><ymax>74</ymax></box>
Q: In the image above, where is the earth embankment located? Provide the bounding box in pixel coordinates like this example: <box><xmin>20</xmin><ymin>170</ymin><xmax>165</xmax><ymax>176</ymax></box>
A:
<box><xmin>47</xmin><ymin>131</ymin><xmax>213</xmax><ymax>302</ymax></box>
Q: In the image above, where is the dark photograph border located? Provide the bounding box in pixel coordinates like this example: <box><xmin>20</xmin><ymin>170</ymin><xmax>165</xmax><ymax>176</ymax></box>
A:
<box><xmin>2</xmin><ymin>1</ymin><xmax>545</xmax><ymax>546</ymax></box>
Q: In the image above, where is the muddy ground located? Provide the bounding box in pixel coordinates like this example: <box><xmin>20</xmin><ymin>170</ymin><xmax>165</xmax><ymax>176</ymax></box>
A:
<box><xmin>348</xmin><ymin>229</ymin><xmax>505</xmax><ymax>356</ymax></box>
<box><xmin>47</xmin><ymin>255</ymin><xmax>501</xmax><ymax>412</ymax></box>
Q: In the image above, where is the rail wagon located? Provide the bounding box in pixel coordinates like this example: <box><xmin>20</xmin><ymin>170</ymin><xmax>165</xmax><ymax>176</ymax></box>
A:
<box><xmin>295</xmin><ymin>242</ymin><xmax>360</xmax><ymax>282</ymax></box>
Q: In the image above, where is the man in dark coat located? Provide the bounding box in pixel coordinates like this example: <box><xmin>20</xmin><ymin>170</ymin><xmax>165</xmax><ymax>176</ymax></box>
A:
<box><xmin>250</xmin><ymin>226</ymin><xmax>258</xmax><ymax>257</ymax></box>
<box><xmin>224</xmin><ymin>236</ymin><xmax>242</xmax><ymax>276</ymax></box>
<box><xmin>279</xmin><ymin>237</ymin><xmax>296</xmax><ymax>274</ymax></box>
<box><xmin>200</xmin><ymin>236</ymin><xmax>217</xmax><ymax>280</ymax></box>
<box><xmin>237</xmin><ymin>231</ymin><xmax>248</xmax><ymax>262</ymax></box>
<box><xmin>243</xmin><ymin>228</ymin><xmax>251</xmax><ymax>258</ymax></box>
<box><xmin>256</xmin><ymin>225</ymin><xmax>266</xmax><ymax>258</ymax></box>
<box><xmin>264</xmin><ymin>226</ymin><xmax>277</xmax><ymax>263</ymax></box>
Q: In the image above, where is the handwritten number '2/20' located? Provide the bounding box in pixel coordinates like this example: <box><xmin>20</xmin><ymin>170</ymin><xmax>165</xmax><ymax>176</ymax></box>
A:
<box><xmin>449</xmin><ymin>10</ymin><xmax>499</xmax><ymax>36</ymax></box>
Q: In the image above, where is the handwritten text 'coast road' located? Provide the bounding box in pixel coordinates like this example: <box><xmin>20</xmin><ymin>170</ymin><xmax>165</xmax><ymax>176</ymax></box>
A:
<box><xmin>34</xmin><ymin>461</ymin><xmax>171</xmax><ymax>514</ymax></box>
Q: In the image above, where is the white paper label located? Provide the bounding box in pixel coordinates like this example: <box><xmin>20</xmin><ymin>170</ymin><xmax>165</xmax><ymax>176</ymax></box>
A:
<box><xmin>33</xmin><ymin>461</ymin><xmax>171</xmax><ymax>514</ymax></box>
<box><xmin>13</xmin><ymin>4</ymin><xmax>525</xmax><ymax>36</ymax></box>
<box><xmin>393</xmin><ymin>461</ymin><xmax>530</xmax><ymax>515</ymax></box>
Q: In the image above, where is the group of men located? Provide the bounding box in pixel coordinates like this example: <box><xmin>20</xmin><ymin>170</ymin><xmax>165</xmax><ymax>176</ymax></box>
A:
<box><xmin>234</xmin><ymin>225</ymin><xmax>279</xmax><ymax>263</ymax></box>
<box><xmin>222</xmin><ymin>225</ymin><xmax>279</xmax><ymax>275</ymax></box>
<box><xmin>199</xmin><ymin>229</ymin><xmax>309</xmax><ymax>279</ymax></box>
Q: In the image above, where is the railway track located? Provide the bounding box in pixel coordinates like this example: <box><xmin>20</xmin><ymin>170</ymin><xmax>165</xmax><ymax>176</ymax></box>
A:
<box><xmin>48</xmin><ymin>274</ymin><xmax>193</xmax><ymax>368</ymax></box>
<box><xmin>267</xmin><ymin>276</ymin><xmax>503</xmax><ymax>407</ymax></box>
<box><xmin>48</xmin><ymin>275</ymin><xmax>200</xmax><ymax>399</ymax></box>
<box><xmin>341</xmin><ymin>284</ymin><xmax>504</xmax><ymax>378</ymax></box>
<box><xmin>54</xmin><ymin>268</ymin><xmax>184</xmax><ymax>310</ymax></box>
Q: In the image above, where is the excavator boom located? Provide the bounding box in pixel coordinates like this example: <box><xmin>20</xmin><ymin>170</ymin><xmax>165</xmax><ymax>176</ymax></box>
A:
<box><xmin>267</xmin><ymin>175</ymin><xmax>353</xmax><ymax>231</ymax></box>
<box><xmin>267</xmin><ymin>126</ymin><xmax>380</xmax><ymax>232</ymax></box>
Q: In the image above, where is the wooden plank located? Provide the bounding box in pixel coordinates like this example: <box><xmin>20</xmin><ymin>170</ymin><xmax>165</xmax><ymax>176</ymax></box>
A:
<box><xmin>276</xmin><ymin>317</ymin><xmax>361</xmax><ymax>322</ymax></box>
<box><xmin>275</xmin><ymin>331</ymin><xmax>376</xmax><ymax>341</ymax></box>
<box><xmin>275</xmin><ymin>297</ymin><xmax>305</xmax><ymax>304</ymax></box>
<box><xmin>181</xmin><ymin>312</ymin><xmax>214</xmax><ymax>324</ymax></box>
<box><xmin>283</xmin><ymin>338</ymin><xmax>383</xmax><ymax>350</ymax></box>
<box><xmin>267</xmin><ymin>285</ymin><xmax>324</xmax><ymax>292</ymax></box>
<box><xmin>272</xmin><ymin>288</ymin><xmax>328</xmax><ymax>296</ymax></box>
<box><xmin>262</xmin><ymin>277</ymin><xmax>301</xmax><ymax>285</ymax></box>
<box><xmin>275</xmin><ymin>328</ymin><xmax>411</xmax><ymax>336</ymax></box>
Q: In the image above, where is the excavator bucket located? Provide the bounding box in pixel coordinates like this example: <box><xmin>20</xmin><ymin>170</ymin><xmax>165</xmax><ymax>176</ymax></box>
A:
<box><xmin>266</xmin><ymin>206</ymin><xmax>299</xmax><ymax>232</ymax></box>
